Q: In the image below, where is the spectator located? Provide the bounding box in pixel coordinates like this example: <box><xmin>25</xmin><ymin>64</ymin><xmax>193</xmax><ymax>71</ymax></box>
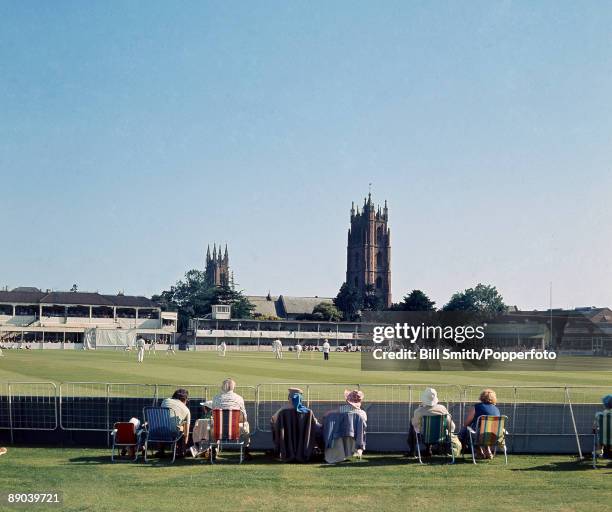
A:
<box><xmin>160</xmin><ymin>388</ymin><xmax>191</xmax><ymax>455</ymax></box>
<box><xmin>191</xmin><ymin>400</ymin><xmax>214</xmax><ymax>459</ymax></box>
<box><xmin>460</xmin><ymin>388</ymin><xmax>501</xmax><ymax>459</ymax></box>
<box><xmin>410</xmin><ymin>388</ymin><xmax>460</xmax><ymax>458</ymax></box>
<box><xmin>271</xmin><ymin>387</ymin><xmax>316</xmax><ymax>424</ymax></box>
<box><xmin>323</xmin><ymin>389</ymin><xmax>367</xmax><ymax>463</ymax></box>
<box><xmin>593</xmin><ymin>394</ymin><xmax>612</xmax><ymax>459</ymax></box>
<box><xmin>212</xmin><ymin>378</ymin><xmax>252</xmax><ymax>460</ymax></box>
<box><xmin>411</xmin><ymin>388</ymin><xmax>455</xmax><ymax>432</ymax></box>
<box><xmin>271</xmin><ymin>388</ymin><xmax>322</xmax><ymax>462</ymax></box>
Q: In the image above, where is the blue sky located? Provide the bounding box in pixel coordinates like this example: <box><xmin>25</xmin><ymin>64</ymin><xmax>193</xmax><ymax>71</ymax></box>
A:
<box><xmin>1</xmin><ymin>1</ymin><xmax>612</xmax><ymax>310</ymax></box>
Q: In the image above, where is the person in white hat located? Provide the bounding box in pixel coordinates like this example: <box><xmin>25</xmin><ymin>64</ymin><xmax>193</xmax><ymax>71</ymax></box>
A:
<box><xmin>411</xmin><ymin>388</ymin><xmax>455</xmax><ymax>432</ymax></box>
<box><xmin>190</xmin><ymin>400</ymin><xmax>215</xmax><ymax>458</ymax></box>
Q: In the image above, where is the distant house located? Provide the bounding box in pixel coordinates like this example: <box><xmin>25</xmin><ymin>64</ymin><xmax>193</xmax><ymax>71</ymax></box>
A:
<box><xmin>246</xmin><ymin>293</ymin><xmax>334</xmax><ymax>320</ymax></box>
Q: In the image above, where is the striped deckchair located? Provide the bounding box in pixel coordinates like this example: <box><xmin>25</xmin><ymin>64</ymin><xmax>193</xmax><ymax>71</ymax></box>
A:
<box><xmin>468</xmin><ymin>415</ymin><xmax>509</xmax><ymax>464</ymax></box>
<box><xmin>210</xmin><ymin>409</ymin><xmax>244</xmax><ymax>464</ymax></box>
<box><xmin>592</xmin><ymin>410</ymin><xmax>612</xmax><ymax>469</ymax></box>
<box><xmin>416</xmin><ymin>414</ymin><xmax>454</xmax><ymax>464</ymax></box>
<box><xmin>142</xmin><ymin>407</ymin><xmax>185</xmax><ymax>463</ymax></box>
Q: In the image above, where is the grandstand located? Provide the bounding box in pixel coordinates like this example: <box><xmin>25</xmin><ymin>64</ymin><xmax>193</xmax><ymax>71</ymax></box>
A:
<box><xmin>0</xmin><ymin>287</ymin><xmax>177</xmax><ymax>348</ymax></box>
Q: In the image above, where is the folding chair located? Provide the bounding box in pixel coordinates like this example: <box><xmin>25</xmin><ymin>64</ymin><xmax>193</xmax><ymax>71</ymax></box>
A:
<box><xmin>190</xmin><ymin>418</ymin><xmax>212</xmax><ymax>459</ymax></box>
<box><xmin>210</xmin><ymin>409</ymin><xmax>245</xmax><ymax>464</ymax></box>
<box><xmin>415</xmin><ymin>415</ymin><xmax>454</xmax><ymax>464</ymax></box>
<box><xmin>592</xmin><ymin>410</ymin><xmax>612</xmax><ymax>469</ymax></box>
<box><xmin>110</xmin><ymin>422</ymin><xmax>143</xmax><ymax>462</ymax></box>
<box><xmin>142</xmin><ymin>407</ymin><xmax>185</xmax><ymax>463</ymax></box>
<box><xmin>468</xmin><ymin>415</ymin><xmax>509</xmax><ymax>464</ymax></box>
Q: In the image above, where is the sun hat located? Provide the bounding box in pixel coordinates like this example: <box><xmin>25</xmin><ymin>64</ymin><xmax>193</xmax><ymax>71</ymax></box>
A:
<box><xmin>420</xmin><ymin>388</ymin><xmax>439</xmax><ymax>407</ymax></box>
<box><xmin>200</xmin><ymin>400</ymin><xmax>213</xmax><ymax>409</ymax></box>
<box><xmin>344</xmin><ymin>389</ymin><xmax>364</xmax><ymax>408</ymax></box>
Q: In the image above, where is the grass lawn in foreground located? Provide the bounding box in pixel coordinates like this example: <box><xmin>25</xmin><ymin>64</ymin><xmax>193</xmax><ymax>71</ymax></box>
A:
<box><xmin>0</xmin><ymin>447</ymin><xmax>609</xmax><ymax>512</ymax></box>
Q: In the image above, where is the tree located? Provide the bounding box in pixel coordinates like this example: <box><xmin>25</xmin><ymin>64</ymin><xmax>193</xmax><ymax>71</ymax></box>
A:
<box><xmin>152</xmin><ymin>270</ymin><xmax>255</xmax><ymax>331</ymax></box>
<box><xmin>392</xmin><ymin>290</ymin><xmax>436</xmax><ymax>311</ymax></box>
<box><xmin>442</xmin><ymin>283</ymin><xmax>506</xmax><ymax>316</ymax></box>
<box><xmin>70</xmin><ymin>284</ymin><xmax>78</xmax><ymax>292</ymax></box>
<box><xmin>205</xmin><ymin>283</ymin><xmax>255</xmax><ymax>320</ymax></box>
<box><xmin>312</xmin><ymin>302</ymin><xmax>342</xmax><ymax>322</ymax></box>
<box><xmin>334</xmin><ymin>282</ymin><xmax>363</xmax><ymax>321</ymax></box>
<box><xmin>362</xmin><ymin>284</ymin><xmax>384</xmax><ymax>312</ymax></box>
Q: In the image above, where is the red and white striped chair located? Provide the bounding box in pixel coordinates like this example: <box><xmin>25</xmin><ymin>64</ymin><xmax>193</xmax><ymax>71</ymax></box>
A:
<box><xmin>210</xmin><ymin>409</ymin><xmax>245</xmax><ymax>464</ymax></box>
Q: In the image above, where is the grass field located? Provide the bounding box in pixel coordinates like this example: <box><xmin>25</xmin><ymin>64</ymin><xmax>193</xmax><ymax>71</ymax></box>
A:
<box><xmin>0</xmin><ymin>448</ymin><xmax>609</xmax><ymax>512</ymax></box>
<box><xmin>0</xmin><ymin>350</ymin><xmax>610</xmax><ymax>512</ymax></box>
<box><xmin>0</xmin><ymin>350</ymin><xmax>609</xmax><ymax>392</ymax></box>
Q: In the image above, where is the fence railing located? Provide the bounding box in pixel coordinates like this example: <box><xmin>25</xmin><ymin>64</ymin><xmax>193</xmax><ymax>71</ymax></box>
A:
<box><xmin>0</xmin><ymin>381</ymin><xmax>609</xmax><ymax>455</ymax></box>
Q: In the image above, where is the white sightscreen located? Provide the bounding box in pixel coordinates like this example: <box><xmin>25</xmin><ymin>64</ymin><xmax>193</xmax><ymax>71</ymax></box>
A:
<box><xmin>93</xmin><ymin>329</ymin><xmax>137</xmax><ymax>348</ymax></box>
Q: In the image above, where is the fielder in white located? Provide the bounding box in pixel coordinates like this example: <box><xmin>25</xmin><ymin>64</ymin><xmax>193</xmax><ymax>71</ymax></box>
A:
<box><xmin>295</xmin><ymin>343</ymin><xmax>302</xmax><ymax>359</ymax></box>
<box><xmin>218</xmin><ymin>341</ymin><xmax>227</xmax><ymax>357</ymax></box>
<box><xmin>272</xmin><ymin>339</ymin><xmax>283</xmax><ymax>359</ymax></box>
<box><xmin>136</xmin><ymin>336</ymin><xmax>146</xmax><ymax>363</ymax></box>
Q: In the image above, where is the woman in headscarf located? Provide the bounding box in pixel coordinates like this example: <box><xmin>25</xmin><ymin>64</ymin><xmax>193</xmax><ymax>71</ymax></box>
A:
<box><xmin>271</xmin><ymin>387</ymin><xmax>316</xmax><ymax>425</ymax></box>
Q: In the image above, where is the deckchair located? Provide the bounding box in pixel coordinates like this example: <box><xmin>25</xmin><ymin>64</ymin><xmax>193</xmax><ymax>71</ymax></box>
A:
<box><xmin>142</xmin><ymin>407</ymin><xmax>185</xmax><ymax>463</ymax></box>
<box><xmin>110</xmin><ymin>422</ymin><xmax>143</xmax><ymax>462</ymax></box>
<box><xmin>415</xmin><ymin>414</ymin><xmax>454</xmax><ymax>464</ymax></box>
<box><xmin>592</xmin><ymin>410</ymin><xmax>612</xmax><ymax>469</ymax></box>
<box><xmin>210</xmin><ymin>409</ymin><xmax>244</xmax><ymax>464</ymax></box>
<box><xmin>468</xmin><ymin>415</ymin><xmax>509</xmax><ymax>464</ymax></box>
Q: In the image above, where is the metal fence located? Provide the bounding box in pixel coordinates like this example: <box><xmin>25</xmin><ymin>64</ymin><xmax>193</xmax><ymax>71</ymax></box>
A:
<box><xmin>58</xmin><ymin>382</ymin><xmax>258</xmax><ymax>434</ymax></box>
<box><xmin>0</xmin><ymin>381</ymin><xmax>609</xmax><ymax>455</ymax></box>
<box><xmin>0</xmin><ymin>382</ymin><xmax>57</xmax><ymax>442</ymax></box>
<box><xmin>358</xmin><ymin>384</ymin><xmax>463</xmax><ymax>434</ymax></box>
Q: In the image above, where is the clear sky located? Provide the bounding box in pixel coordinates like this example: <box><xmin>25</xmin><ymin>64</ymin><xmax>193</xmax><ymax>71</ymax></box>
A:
<box><xmin>1</xmin><ymin>1</ymin><xmax>611</xmax><ymax>310</ymax></box>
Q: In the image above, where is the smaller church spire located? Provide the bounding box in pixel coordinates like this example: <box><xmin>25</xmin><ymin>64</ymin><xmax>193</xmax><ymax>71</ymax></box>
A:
<box><xmin>206</xmin><ymin>244</ymin><xmax>211</xmax><ymax>263</ymax></box>
<box><xmin>224</xmin><ymin>244</ymin><xmax>229</xmax><ymax>262</ymax></box>
<box><xmin>212</xmin><ymin>243</ymin><xmax>217</xmax><ymax>260</ymax></box>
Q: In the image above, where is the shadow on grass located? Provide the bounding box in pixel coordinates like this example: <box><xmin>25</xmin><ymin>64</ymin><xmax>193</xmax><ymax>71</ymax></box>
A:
<box><xmin>65</xmin><ymin>452</ymin><xmax>482</xmax><ymax>468</ymax></box>
<box><xmin>510</xmin><ymin>459</ymin><xmax>612</xmax><ymax>473</ymax></box>
<box><xmin>317</xmin><ymin>455</ymin><xmax>476</xmax><ymax>468</ymax></box>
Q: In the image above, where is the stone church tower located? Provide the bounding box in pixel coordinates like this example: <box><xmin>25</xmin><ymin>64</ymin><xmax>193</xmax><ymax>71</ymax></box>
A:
<box><xmin>346</xmin><ymin>193</ymin><xmax>392</xmax><ymax>308</ymax></box>
<box><xmin>205</xmin><ymin>243</ymin><xmax>230</xmax><ymax>287</ymax></box>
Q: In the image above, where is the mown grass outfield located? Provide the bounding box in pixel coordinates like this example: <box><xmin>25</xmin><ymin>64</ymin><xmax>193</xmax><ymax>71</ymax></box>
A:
<box><xmin>0</xmin><ymin>350</ymin><xmax>608</xmax><ymax>392</ymax></box>
<box><xmin>0</xmin><ymin>448</ymin><xmax>609</xmax><ymax>512</ymax></box>
<box><xmin>0</xmin><ymin>350</ymin><xmax>609</xmax><ymax>512</ymax></box>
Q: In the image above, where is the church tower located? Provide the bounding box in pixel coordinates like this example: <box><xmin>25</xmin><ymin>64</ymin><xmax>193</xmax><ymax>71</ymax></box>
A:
<box><xmin>205</xmin><ymin>243</ymin><xmax>230</xmax><ymax>287</ymax></box>
<box><xmin>346</xmin><ymin>193</ymin><xmax>391</xmax><ymax>308</ymax></box>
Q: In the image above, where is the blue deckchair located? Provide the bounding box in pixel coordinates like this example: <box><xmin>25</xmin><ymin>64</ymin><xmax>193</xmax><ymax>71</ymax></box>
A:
<box><xmin>142</xmin><ymin>407</ymin><xmax>185</xmax><ymax>463</ymax></box>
